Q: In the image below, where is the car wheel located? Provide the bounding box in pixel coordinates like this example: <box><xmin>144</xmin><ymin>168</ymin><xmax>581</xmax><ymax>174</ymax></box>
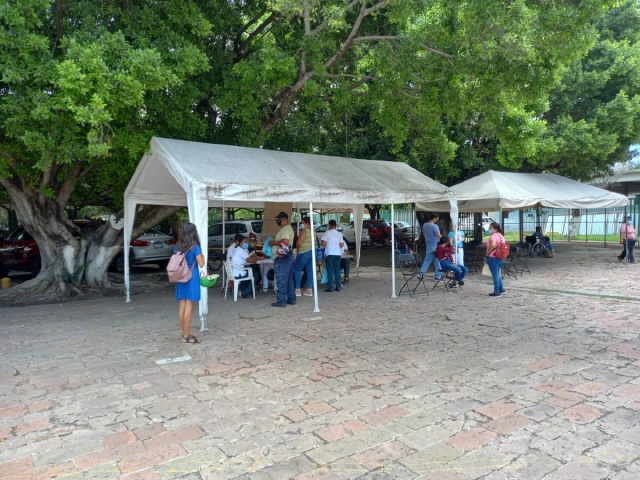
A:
<box><xmin>114</xmin><ymin>253</ymin><xmax>126</xmax><ymax>274</ymax></box>
<box><xmin>207</xmin><ymin>252</ymin><xmax>222</xmax><ymax>272</ymax></box>
<box><xmin>157</xmin><ymin>259</ymin><xmax>169</xmax><ymax>270</ymax></box>
<box><xmin>30</xmin><ymin>256</ymin><xmax>42</xmax><ymax>278</ymax></box>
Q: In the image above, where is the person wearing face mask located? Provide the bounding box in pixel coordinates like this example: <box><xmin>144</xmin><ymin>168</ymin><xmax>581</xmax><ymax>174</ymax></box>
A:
<box><xmin>618</xmin><ymin>216</ymin><xmax>636</xmax><ymax>264</ymax></box>
<box><xmin>227</xmin><ymin>233</ymin><xmax>244</xmax><ymax>262</ymax></box>
<box><xmin>269</xmin><ymin>212</ymin><xmax>297</xmax><ymax>307</ymax></box>
<box><xmin>231</xmin><ymin>235</ymin><xmax>259</xmax><ymax>298</ymax></box>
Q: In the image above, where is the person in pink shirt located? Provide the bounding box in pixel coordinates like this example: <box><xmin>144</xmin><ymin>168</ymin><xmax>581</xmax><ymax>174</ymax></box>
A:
<box><xmin>618</xmin><ymin>216</ymin><xmax>636</xmax><ymax>263</ymax></box>
<box><xmin>486</xmin><ymin>222</ymin><xmax>506</xmax><ymax>297</ymax></box>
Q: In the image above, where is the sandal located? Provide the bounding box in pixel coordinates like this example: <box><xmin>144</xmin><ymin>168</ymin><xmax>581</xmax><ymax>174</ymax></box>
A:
<box><xmin>181</xmin><ymin>335</ymin><xmax>199</xmax><ymax>344</ymax></box>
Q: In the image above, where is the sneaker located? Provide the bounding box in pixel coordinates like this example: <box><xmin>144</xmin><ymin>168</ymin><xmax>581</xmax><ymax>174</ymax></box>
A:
<box><xmin>500</xmin><ymin>289</ymin><xmax>506</xmax><ymax>295</ymax></box>
<box><xmin>295</xmin><ymin>289</ymin><xmax>302</xmax><ymax>297</ymax></box>
<box><xmin>433</xmin><ymin>278</ymin><xmax>441</xmax><ymax>282</ymax></box>
<box><xmin>458</xmin><ymin>280</ymin><xmax>465</xmax><ymax>286</ymax></box>
<box><xmin>271</xmin><ymin>302</ymin><xmax>286</xmax><ymax>308</ymax></box>
<box><xmin>241</xmin><ymin>292</ymin><xmax>249</xmax><ymax>299</ymax></box>
<box><xmin>286</xmin><ymin>300</ymin><xmax>296</xmax><ymax>306</ymax></box>
<box><xmin>342</xmin><ymin>277</ymin><xmax>350</xmax><ymax>284</ymax></box>
<box><xmin>303</xmin><ymin>289</ymin><xmax>313</xmax><ymax>296</ymax></box>
<box><xmin>324</xmin><ymin>288</ymin><xmax>333</xmax><ymax>292</ymax></box>
<box><xmin>262</xmin><ymin>289</ymin><xmax>268</xmax><ymax>293</ymax></box>
<box><xmin>488</xmin><ymin>293</ymin><xmax>502</xmax><ymax>297</ymax></box>
<box><xmin>447</xmin><ymin>282</ymin><xmax>457</xmax><ymax>289</ymax></box>
<box><xmin>334</xmin><ymin>288</ymin><xmax>341</xmax><ymax>292</ymax></box>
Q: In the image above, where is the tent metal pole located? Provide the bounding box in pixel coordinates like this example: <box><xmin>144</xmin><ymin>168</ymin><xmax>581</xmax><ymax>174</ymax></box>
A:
<box><xmin>604</xmin><ymin>208</ymin><xmax>608</xmax><ymax>247</ymax></box>
<box><xmin>391</xmin><ymin>203</ymin><xmax>397</xmax><ymax>298</ymax></box>
<box><xmin>309</xmin><ymin>202</ymin><xmax>320</xmax><ymax>313</ymax></box>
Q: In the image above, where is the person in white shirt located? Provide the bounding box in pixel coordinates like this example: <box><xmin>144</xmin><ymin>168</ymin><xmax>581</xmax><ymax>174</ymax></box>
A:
<box><xmin>226</xmin><ymin>234</ymin><xmax>244</xmax><ymax>262</ymax></box>
<box><xmin>321</xmin><ymin>220</ymin><xmax>345</xmax><ymax>292</ymax></box>
<box><xmin>230</xmin><ymin>236</ymin><xmax>258</xmax><ymax>298</ymax></box>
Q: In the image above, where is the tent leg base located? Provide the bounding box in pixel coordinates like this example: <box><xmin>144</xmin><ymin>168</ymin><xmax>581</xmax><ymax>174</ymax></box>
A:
<box><xmin>199</xmin><ymin>315</ymin><xmax>208</xmax><ymax>332</ymax></box>
<box><xmin>313</xmin><ymin>307</ymin><xmax>320</xmax><ymax>313</ymax></box>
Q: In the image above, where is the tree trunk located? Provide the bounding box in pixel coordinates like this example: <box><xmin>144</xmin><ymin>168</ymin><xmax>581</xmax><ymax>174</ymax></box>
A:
<box><xmin>0</xmin><ymin>187</ymin><xmax>86</xmax><ymax>300</ymax></box>
<box><xmin>83</xmin><ymin>205</ymin><xmax>180</xmax><ymax>288</ymax></box>
<box><xmin>365</xmin><ymin>204</ymin><xmax>381</xmax><ymax>220</ymax></box>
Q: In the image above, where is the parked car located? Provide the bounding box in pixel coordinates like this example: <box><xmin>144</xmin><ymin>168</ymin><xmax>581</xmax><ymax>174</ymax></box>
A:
<box><xmin>314</xmin><ymin>223</ymin><xmax>372</xmax><ymax>247</ymax></box>
<box><xmin>208</xmin><ymin>219</ymin><xmax>263</xmax><ymax>249</ymax></box>
<box><xmin>385</xmin><ymin>221</ymin><xmax>419</xmax><ymax>241</ymax></box>
<box><xmin>112</xmin><ymin>229</ymin><xmax>176</xmax><ymax>273</ymax></box>
<box><xmin>360</xmin><ymin>219</ymin><xmax>390</xmax><ymax>245</ymax></box>
<box><xmin>0</xmin><ymin>220</ymin><xmax>91</xmax><ymax>277</ymax></box>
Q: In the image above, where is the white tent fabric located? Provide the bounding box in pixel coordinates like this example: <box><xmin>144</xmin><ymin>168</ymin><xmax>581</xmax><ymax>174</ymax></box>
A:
<box><xmin>416</xmin><ymin>170</ymin><xmax>629</xmax><ymax>213</ymax></box>
<box><xmin>124</xmin><ymin>137</ymin><xmax>457</xmax><ymax>327</ymax></box>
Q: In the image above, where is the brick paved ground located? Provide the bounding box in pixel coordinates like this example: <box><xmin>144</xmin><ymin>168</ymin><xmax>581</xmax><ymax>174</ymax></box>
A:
<box><xmin>1</xmin><ymin>243</ymin><xmax>639</xmax><ymax>480</ymax></box>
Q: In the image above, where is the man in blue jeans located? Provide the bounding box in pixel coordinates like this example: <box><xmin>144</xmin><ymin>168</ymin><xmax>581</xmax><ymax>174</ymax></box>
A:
<box><xmin>418</xmin><ymin>213</ymin><xmax>442</xmax><ymax>280</ymax></box>
<box><xmin>269</xmin><ymin>212</ymin><xmax>297</xmax><ymax>307</ymax></box>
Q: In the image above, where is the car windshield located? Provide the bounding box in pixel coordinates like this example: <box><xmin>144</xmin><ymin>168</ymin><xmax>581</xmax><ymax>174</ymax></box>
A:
<box><xmin>209</xmin><ymin>224</ymin><xmax>223</xmax><ymax>236</ymax></box>
<box><xmin>251</xmin><ymin>221</ymin><xmax>262</xmax><ymax>233</ymax></box>
<box><xmin>143</xmin><ymin>229</ymin><xmax>166</xmax><ymax>237</ymax></box>
<box><xmin>367</xmin><ymin>221</ymin><xmax>388</xmax><ymax>228</ymax></box>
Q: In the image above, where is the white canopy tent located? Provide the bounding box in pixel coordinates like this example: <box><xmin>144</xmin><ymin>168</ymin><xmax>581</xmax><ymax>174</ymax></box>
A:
<box><xmin>124</xmin><ymin>137</ymin><xmax>457</xmax><ymax>329</ymax></box>
<box><xmin>416</xmin><ymin>170</ymin><xmax>629</xmax><ymax>213</ymax></box>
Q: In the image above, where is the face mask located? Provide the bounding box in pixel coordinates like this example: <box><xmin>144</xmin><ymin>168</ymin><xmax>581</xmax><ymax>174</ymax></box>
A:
<box><xmin>242</xmin><ymin>243</ymin><xmax>249</xmax><ymax>250</ymax></box>
<box><xmin>628</xmin><ymin>221</ymin><xmax>633</xmax><ymax>225</ymax></box>
<box><xmin>276</xmin><ymin>220</ymin><xmax>282</xmax><ymax>226</ymax></box>
<box><xmin>488</xmin><ymin>228</ymin><xmax>494</xmax><ymax>234</ymax></box>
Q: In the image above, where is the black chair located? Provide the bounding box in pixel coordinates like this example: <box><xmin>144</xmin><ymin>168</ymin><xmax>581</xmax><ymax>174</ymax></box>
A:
<box><xmin>397</xmin><ymin>253</ymin><xmax>429</xmax><ymax>298</ymax></box>
<box><xmin>433</xmin><ymin>266</ymin><xmax>460</xmax><ymax>292</ymax></box>
<box><xmin>501</xmin><ymin>246</ymin><xmax>519</xmax><ymax>281</ymax></box>
<box><xmin>464</xmin><ymin>245</ymin><xmax>480</xmax><ymax>274</ymax></box>
<box><xmin>512</xmin><ymin>242</ymin><xmax>532</xmax><ymax>276</ymax></box>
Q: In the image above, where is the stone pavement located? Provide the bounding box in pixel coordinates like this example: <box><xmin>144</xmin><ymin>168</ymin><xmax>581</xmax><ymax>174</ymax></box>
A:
<box><xmin>1</xmin><ymin>243</ymin><xmax>639</xmax><ymax>480</ymax></box>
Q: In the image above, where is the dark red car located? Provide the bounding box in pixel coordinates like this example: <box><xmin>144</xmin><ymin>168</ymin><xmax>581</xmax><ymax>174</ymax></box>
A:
<box><xmin>0</xmin><ymin>220</ymin><xmax>91</xmax><ymax>277</ymax></box>
<box><xmin>362</xmin><ymin>219</ymin><xmax>390</xmax><ymax>245</ymax></box>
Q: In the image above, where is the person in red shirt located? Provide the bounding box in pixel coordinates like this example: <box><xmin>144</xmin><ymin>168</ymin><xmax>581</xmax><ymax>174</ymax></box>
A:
<box><xmin>435</xmin><ymin>236</ymin><xmax>469</xmax><ymax>287</ymax></box>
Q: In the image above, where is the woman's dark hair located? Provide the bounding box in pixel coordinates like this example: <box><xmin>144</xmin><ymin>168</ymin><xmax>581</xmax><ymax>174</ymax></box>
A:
<box><xmin>489</xmin><ymin>222</ymin><xmax>502</xmax><ymax>234</ymax></box>
<box><xmin>302</xmin><ymin>216</ymin><xmax>311</xmax><ymax>225</ymax></box>
<box><xmin>177</xmin><ymin>222</ymin><xmax>201</xmax><ymax>252</ymax></box>
<box><xmin>439</xmin><ymin>236</ymin><xmax>450</xmax><ymax>245</ymax></box>
<box><xmin>233</xmin><ymin>233</ymin><xmax>244</xmax><ymax>243</ymax></box>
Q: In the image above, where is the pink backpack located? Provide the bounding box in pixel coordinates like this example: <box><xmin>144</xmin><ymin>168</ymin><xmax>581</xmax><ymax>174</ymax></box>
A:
<box><xmin>167</xmin><ymin>250</ymin><xmax>195</xmax><ymax>283</ymax></box>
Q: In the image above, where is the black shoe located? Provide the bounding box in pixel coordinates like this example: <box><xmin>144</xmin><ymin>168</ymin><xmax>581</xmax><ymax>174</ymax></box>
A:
<box><xmin>324</xmin><ymin>288</ymin><xmax>333</xmax><ymax>292</ymax></box>
<box><xmin>488</xmin><ymin>293</ymin><xmax>502</xmax><ymax>297</ymax></box>
<box><xmin>271</xmin><ymin>302</ymin><xmax>286</xmax><ymax>308</ymax></box>
<box><xmin>334</xmin><ymin>288</ymin><xmax>341</xmax><ymax>292</ymax></box>
<box><xmin>342</xmin><ymin>278</ymin><xmax>349</xmax><ymax>284</ymax></box>
<box><xmin>458</xmin><ymin>280</ymin><xmax>465</xmax><ymax>286</ymax></box>
<box><xmin>500</xmin><ymin>289</ymin><xmax>506</xmax><ymax>294</ymax></box>
<box><xmin>241</xmin><ymin>292</ymin><xmax>250</xmax><ymax>299</ymax></box>
<box><xmin>286</xmin><ymin>300</ymin><xmax>296</xmax><ymax>305</ymax></box>
<box><xmin>447</xmin><ymin>282</ymin><xmax>457</xmax><ymax>289</ymax></box>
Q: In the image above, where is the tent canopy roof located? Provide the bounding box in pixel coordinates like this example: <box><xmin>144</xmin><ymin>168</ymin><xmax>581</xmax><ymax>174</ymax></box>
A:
<box><xmin>416</xmin><ymin>170</ymin><xmax>628</xmax><ymax>212</ymax></box>
<box><xmin>126</xmin><ymin>137</ymin><xmax>454</xmax><ymax>208</ymax></box>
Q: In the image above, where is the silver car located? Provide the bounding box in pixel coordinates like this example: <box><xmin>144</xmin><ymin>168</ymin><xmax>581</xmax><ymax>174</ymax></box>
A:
<box><xmin>113</xmin><ymin>229</ymin><xmax>175</xmax><ymax>273</ymax></box>
<box><xmin>391</xmin><ymin>222</ymin><xmax>419</xmax><ymax>241</ymax></box>
<box><xmin>208</xmin><ymin>220</ymin><xmax>263</xmax><ymax>249</ymax></box>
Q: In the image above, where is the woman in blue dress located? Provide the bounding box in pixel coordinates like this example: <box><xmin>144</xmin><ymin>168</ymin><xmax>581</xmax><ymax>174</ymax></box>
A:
<box><xmin>175</xmin><ymin>223</ymin><xmax>205</xmax><ymax>344</ymax></box>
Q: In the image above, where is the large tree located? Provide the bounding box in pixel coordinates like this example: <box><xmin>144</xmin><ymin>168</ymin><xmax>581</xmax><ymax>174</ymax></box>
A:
<box><xmin>1</xmin><ymin>0</ymin><xmax>615</xmax><ymax>299</ymax></box>
<box><xmin>0</xmin><ymin>0</ymin><xmax>211</xmax><ymax>296</ymax></box>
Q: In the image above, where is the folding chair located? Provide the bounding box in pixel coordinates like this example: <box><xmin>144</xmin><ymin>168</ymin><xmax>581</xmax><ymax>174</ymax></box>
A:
<box><xmin>223</xmin><ymin>261</ymin><xmax>256</xmax><ymax>301</ymax></box>
<box><xmin>433</xmin><ymin>266</ymin><xmax>460</xmax><ymax>292</ymax></box>
<box><xmin>397</xmin><ymin>253</ymin><xmax>429</xmax><ymax>298</ymax></box>
<box><xmin>501</xmin><ymin>247</ymin><xmax>519</xmax><ymax>281</ymax></box>
<box><xmin>512</xmin><ymin>243</ymin><xmax>532</xmax><ymax>276</ymax></box>
<box><xmin>464</xmin><ymin>246</ymin><xmax>480</xmax><ymax>274</ymax></box>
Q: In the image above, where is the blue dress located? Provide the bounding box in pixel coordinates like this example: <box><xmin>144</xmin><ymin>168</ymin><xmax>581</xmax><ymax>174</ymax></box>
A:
<box><xmin>175</xmin><ymin>245</ymin><xmax>202</xmax><ymax>302</ymax></box>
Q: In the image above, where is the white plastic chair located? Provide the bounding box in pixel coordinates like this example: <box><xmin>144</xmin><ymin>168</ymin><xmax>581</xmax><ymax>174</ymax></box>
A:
<box><xmin>223</xmin><ymin>262</ymin><xmax>255</xmax><ymax>301</ymax></box>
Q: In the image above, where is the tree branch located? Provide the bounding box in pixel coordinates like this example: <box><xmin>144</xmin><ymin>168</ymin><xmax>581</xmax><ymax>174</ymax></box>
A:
<box><xmin>323</xmin><ymin>1</ymin><xmax>369</xmax><ymax>70</ymax></box>
<box><xmin>353</xmin><ymin>35</ymin><xmax>403</xmax><ymax>42</ymax></box>
<box><xmin>235</xmin><ymin>12</ymin><xmax>278</xmax><ymax>56</ymax></box>
<box><xmin>303</xmin><ymin>0</ymin><xmax>311</xmax><ymax>36</ymax></box>
<box><xmin>422</xmin><ymin>45</ymin><xmax>456</xmax><ymax>59</ymax></box>
<box><xmin>311</xmin><ymin>0</ymin><xmax>360</xmax><ymax>36</ymax></box>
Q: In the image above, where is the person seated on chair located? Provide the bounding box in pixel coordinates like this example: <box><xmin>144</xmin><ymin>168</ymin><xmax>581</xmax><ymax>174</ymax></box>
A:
<box><xmin>435</xmin><ymin>236</ymin><xmax>469</xmax><ymax>287</ymax></box>
<box><xmin>543</xmin><ymin>235</ymin><xmax>555</xmax><ymax>256</ymax></box>
<box><xmin>231</xmin><ymin>235</ymin><xmax>259</xmax><ymax>298</ymax></box>
<box><xmin>340</xmin><ymin>243</ymin><xmax>351</xmax><ymax>284</ymax></box>
<box><xmin>227</xmin><ymin>233</ymin><xmax>244</xmax><ymax>262</ymax></box>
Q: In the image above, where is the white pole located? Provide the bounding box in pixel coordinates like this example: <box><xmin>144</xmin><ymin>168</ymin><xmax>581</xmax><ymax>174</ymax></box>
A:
<box><xmin>310</xmin><ymin>202</ymin><xmax>320</xmax><ymax>313</ymax></box>
<box><xmin>391</xmin><ymin>203</ymin><xmax>397</xmax><ymax>298</ymax></box>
